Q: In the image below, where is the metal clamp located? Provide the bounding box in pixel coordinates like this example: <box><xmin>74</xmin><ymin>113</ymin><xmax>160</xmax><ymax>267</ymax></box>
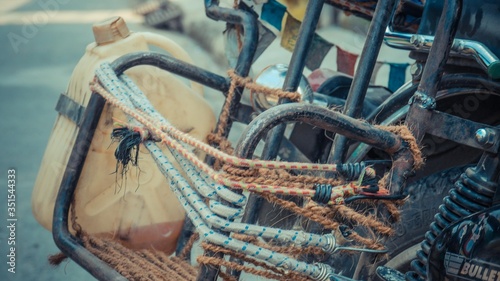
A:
<box><xmin>312</xmin><ymin>263</ymin><xmax>336</xmax><ymax>281</ymax></box>
<box><xmin>408</xmin><ymin>91</ymin><xmax>436</xmax><ymax>110</ymax></box>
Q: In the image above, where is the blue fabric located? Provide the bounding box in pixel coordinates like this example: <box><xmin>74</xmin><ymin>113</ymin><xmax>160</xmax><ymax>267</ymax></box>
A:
<box><xmin>388</xmin><ymin>63</ymin><xmax>409</xmax><ymax>92</ymax></box>
<box><xmin>261</xmin><ymin>0</ymin><xmax>287</xmax><ymax>31</ymax></box>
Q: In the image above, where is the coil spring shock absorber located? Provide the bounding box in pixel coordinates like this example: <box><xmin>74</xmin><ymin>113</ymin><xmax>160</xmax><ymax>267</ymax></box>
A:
<box><xmin>406</xmin><ymin>156</ymin><xmax>499</xmax><ymax>281</ymax></box>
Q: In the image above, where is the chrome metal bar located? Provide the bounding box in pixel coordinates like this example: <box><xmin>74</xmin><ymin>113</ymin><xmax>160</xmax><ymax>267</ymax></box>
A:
<box><xmin>384</xmin><ymin>28</ymin><xmax>500</xmax><ymax>79</ymax></box>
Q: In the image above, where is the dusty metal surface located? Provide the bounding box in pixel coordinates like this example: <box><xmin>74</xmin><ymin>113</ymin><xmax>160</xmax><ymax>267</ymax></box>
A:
<box><xmin>405</xmin><ymin>0</ymin><xmax>463</xmax><ymax>142</ymax></box>
<box><xmin>328</xmin><ymin>0</ymin><xmax>398</xmax><ymax>164</ymax></box>
<box><xmin>52</xmin><ymin>93</ymin><xmax>124</xmax><ymax>281</ymax></box>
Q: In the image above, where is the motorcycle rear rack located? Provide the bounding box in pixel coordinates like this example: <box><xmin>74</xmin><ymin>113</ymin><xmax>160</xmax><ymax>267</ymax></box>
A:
<box><xmin>51</xmin><ymin>0</ymin><xmax>500</xmax><ymax>280</ymax></box>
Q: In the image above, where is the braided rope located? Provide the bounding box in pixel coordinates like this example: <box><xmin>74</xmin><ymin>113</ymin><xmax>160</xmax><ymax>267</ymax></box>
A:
<box><xmin>228</xmin><ymin>69</ymin><xmax>301</xmax><ymax>101</ymax></box>
<box><xmin>90</xmin><ymin>79</ymin><xmax>366</xmax><ymax>204</ymax></box>
<box><xmin>231</xmin><ymin>233</ymin><xmax>326</xmax><ymax>257</ymax></box>
<box><xmin>198</xmin><ymin>243</ymin><xmax>312</xmax><ymax>281</ymax></box>
<box><xmin>91</xmin><ymin>82</ymin><xmax>326</xmax><ymax>172</ymax></box>
<box><xmin>82</xmin><ymin>63</ymin><xmax>425</xmax><ymax>280</ymax></box>
<box><xmin>208</xmin><ymin>69</ymin><xmax>300</xmax><ymax>170</ymax></box>
<box><xmin>179</xmin><ymin>232</ymin><xmax>200</xmax><ymax>260</ymax></box>
<box><xmin>260</xmin><ymin>194</ymin><xmax>386</xmax><ymax>250</ymax></box>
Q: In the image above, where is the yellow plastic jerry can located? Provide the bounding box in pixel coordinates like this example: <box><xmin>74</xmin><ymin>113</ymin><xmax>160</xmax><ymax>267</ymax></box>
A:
<box><xmin>32</xmin><ymin>17</ymin><xmax>215</xmax><ymax>254</ymax></box>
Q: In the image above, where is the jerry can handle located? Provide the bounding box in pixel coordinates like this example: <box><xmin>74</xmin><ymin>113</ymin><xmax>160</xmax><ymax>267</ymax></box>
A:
<box><xmin>142</xmin><ymin>31</ymin><xmax>205</xmax><ymax>96</ymax></box>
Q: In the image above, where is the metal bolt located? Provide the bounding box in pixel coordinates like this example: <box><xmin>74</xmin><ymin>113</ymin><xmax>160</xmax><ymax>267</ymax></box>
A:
<box><xmin>410</xmin><ymin>63</ymin><xmax>423</xmax><ymax>79</ymax></box>
<box><xmin>454</xmin><ymin>39</ymin><xmax>465</xmax><ymax>52</ymax></box>
<box><xmin>250</xmin><ymin>112</ymin><xmax>259</xmax><ymax>121</ymax></box>
<box><xmin>410</xmin><ymin>35</ymin><xmax>424</xmax><ymax>47</ymax></box>
<box><xmin>475</xmin><ymin>128</ymin><xmax>497</xmax><ymax>148</ymax></box>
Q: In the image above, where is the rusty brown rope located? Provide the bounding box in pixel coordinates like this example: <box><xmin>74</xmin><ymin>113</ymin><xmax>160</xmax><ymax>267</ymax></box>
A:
<box><xmin>219</xmin><ymin>270</ymin><xmax>238</xmax><ymax>281</ymax></box>
<box><xmin>260</xmin><ymin>193</ymin><xmax>386</xmax><ymax>250</ymax></box>
<box><xmin>222</xmin><ymin>166</ymin><xmax>344</xmax><ymax>189</ymax></box>
<box><xmin>49</xmin><ymin>201</ymin><xmax>198</xmax><ymax>280</ymax></box>
<box><xmin>376</xmin><ymin>125</ymin><xmax>424</xmax><ymax>169</ymax></box>
<box><xmin>328</xmin><ymin>205</ymin><xmax>394</xmax><ymax>236</ymax></box>
<box><xmin>261</xmin><ymin>193</ymin><xmax>340</xmax><ymax>230</ymax></box>
<box><xmin>80</xmin><ymin>234</ymin><xmax>198</xmax><ymax>281</ymax></box>
<box><xmin>207</xmin><ymin>69</ymin><xmax>301</xmax><ymax>159</ymax></box>
<box><xmin>198</xmin><ymin>243</ymin><xmax>312</xmax><ymax>281</ymax></box>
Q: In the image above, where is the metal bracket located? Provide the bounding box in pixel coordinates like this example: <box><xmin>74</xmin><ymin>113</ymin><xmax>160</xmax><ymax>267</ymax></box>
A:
<box><xmin>426</xmin><ymin>110</ymin><xmax>500</xmax><ymax>153</ymax></box>
<box><xmin>55</xmin><ymin>93</ymin><xmax>86</xmax><ymax>126</ymax></box>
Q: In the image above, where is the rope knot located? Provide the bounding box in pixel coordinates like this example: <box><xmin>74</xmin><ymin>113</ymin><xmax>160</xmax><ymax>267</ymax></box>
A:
<box><xmin>110</xmin><ymin>121</ymin><xmax>157</xmax><ymax>174</ymax></box>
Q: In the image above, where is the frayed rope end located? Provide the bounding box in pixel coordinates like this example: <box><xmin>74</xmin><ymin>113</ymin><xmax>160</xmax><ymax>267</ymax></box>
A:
<box><xmin>48</xmin><ymin>252</ymin><xmax>68</xmax><ymax>266</ymax></box>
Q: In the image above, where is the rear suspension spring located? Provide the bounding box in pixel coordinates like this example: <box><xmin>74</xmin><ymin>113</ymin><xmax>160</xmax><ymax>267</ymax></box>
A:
<box><xmin>406</xmin><ymin>167</ymin><xmax>497</xmax><ymax>280</ymax></box>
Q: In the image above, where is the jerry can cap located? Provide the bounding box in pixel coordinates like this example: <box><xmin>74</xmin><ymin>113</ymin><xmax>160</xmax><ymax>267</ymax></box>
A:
<box><xmin>92</xmin><ymin>16</ymin><xmax>131</xmax><ymax>45</ymax></box>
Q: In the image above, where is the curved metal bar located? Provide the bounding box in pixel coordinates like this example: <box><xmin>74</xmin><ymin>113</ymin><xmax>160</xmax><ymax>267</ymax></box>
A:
<box><xmin>205</xmin><ymin>0</ymin><xmax>258</xmax><ymax>77</ymax></box>
<box><xmin>110</xmin><ymin>51</ymin><xmax>230</xmax><ymax>93</ymax></box>
<box><xmin>52</xmin><ymin>96</ymin><xmax>125</xmax><ymax>279</ymax></box>
<box><xmin>457</xmin><ymin>40</ymin><xmax>500</xmax><ymax>79</ymax></box>
<box><xmin>236</xmin><ymin>103</ymin><xmax>402</xmax><ymax>158</ymax></box>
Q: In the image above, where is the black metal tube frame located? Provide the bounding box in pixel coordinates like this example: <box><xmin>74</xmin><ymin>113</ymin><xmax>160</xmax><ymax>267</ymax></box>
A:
<box><xmin>328</xmin><ymin>0</ymin><xmax>398</xmax><ymax>164</ymax></box>
<box><xmin>204</xmin><ymin>0</ymin><xmax>258</xmax><ymax>139</ymax></box>
<box><xmin>235</xmin><ymin>0</ymin><xmax>325</xmax><ymax>247</ymax></box>
<box><xmin>405</xmin><ymin>0</ymin><xmax>463</xmax><ymax>142</ymax></box>
<box><xmin>196</xmin><ymin>1</ymin><xmax>260</xmax><ymax>280</ymax></box>
<box><xmin>113</xmin><ymin>52</ymin><xmax>230</xmax><ymax>93</ymax></box>
<box><xmin>236</xmin><ymin>104</ymin><xmax>402</xmax><ymax>156</ymax></box>
<box><xmin>52</xmin><ymin>92</ymin><xmax>125</xmax><ymax>281</ymax></box>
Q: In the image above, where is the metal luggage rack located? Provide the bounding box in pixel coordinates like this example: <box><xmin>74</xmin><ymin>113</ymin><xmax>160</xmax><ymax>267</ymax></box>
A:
<box><xmin>52</xmin><ymin>0</ymin><xmax>500</xmax><ymax>280</ymax></box>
